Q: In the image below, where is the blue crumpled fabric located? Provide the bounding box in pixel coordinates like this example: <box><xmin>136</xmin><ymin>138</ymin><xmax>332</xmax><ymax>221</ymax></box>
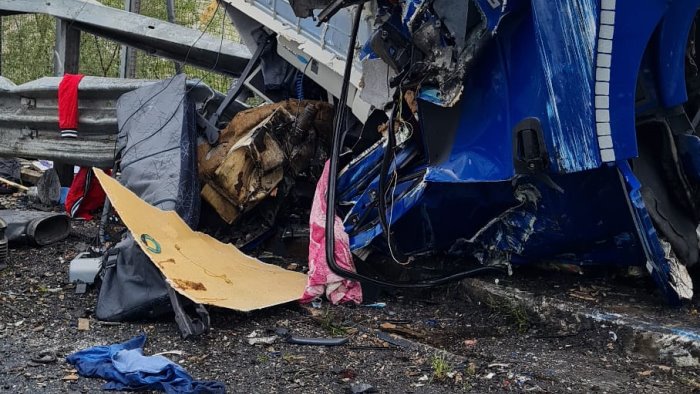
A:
<box><xmin>66</xmin><ymin>334</ymin><xmax>225</xmax><ymax>393</ymax></box>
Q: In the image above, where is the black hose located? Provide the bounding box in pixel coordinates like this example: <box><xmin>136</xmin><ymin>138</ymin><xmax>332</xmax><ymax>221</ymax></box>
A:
<box><xmin>377</xmin><ymin>105</ymin><xmax>406</xmax><ymax>262</ymax></box>
<box><xmin>324</xmin><ymin>4</ymin><xmax>505</xmax><ymax>288</ymax></box>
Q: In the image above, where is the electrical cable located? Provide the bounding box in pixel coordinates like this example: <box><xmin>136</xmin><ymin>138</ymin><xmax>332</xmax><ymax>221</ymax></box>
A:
<box><xmin>324</xmin><ymin>4</ymin><xmax>506</xmax><ymax>288</ymax></box>
<box><xmin>378</xmin><ymin>105</ymin><xmax>404</xmax><ymax>263</ymax></box>
<box><xmin>291</xmin><ymin>58</ymin><xmax>313</xmax><ymax>136</ymax></box>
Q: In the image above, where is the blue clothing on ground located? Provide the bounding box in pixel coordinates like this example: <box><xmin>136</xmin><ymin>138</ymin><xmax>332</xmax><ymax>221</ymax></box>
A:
<box><xmin>66</xmin><ymin>334</ymin><xmax>225</xmax><ymax>393</ymax></box>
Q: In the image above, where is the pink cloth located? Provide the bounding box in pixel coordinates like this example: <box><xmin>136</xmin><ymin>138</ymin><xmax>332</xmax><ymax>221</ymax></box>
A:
<box><xmin>301</xmin><ymin>161</ymin><xmax>362</xmax><ymax>305</ymax></box>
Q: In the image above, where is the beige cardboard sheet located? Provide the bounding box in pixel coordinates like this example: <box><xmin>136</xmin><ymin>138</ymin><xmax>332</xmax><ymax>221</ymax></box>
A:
<box><xmin>94</xmin><ymin>169</ymin><xmax>307</xmax><ymax>312</ymax></box>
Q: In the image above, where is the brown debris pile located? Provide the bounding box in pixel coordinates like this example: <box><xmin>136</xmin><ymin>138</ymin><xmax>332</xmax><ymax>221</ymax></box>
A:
<box><xmin>197</xmin><ymin>100</ymin><xmax>333</xmax><ymax>224</ymax></box>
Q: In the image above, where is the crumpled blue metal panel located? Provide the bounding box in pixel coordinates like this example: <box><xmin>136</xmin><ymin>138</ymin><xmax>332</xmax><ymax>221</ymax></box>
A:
<box><xmin>425</xmin><ymin>0</ymin><xmax>601</xmax><ymax>181</ymax></box>
<box><xmin>530</xmin><ymin>0</ymin><xmax>600</xmax><ymax>172</ymax></box>
<box><xmin>473</xmin><ymin>0</ymin><xmax>529</xmax><ymax>32</ymax></box>
<box><xmin>347</xmin><ymin>178</ymin><xmax>427</xmax><ymax>251</ymax></box>
<box><xmin>607</xmin><ymin>0</ymin><xmax>668</xmax><ymax>161</ymax></box>
<box><xmin>423</xmin><ymin>41</ymin><xmax>513</xmax><ymax>183</ymax></box>
<box><xmin>617</xmin><ymin>162</ymin><xmax>692</xmax><ymax>305</ymax></box>
<box><xmin>330</xmin><ymin>0</ymin><xmax>699</xmax><ymax>304</ymax></box>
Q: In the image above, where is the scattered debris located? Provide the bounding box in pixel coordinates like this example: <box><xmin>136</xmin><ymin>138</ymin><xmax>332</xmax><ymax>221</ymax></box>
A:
<box><xmin>379</xmin><ymin>322</ymin><xmax>425</xmax><ymax>340</ymax></box>
<box><xmin>275</xmin><ymin>328</ymin><xmax>349</xmax><ymax>346</ymax></box>
<box><xmin>30</xmin><ymin>351</ymin><xmax>57</xmax><ymax>365</ymax></box>
<box><xmin>362</xmin><ymin>302</ymin><xmax>387</xmax><ymax>309</ymax></box>
<box><xmin>68</xmin><ymin>251</ymin><xmax>102</xmax><ymax>285</ymax></box>
<box><xmin>153</xmin><ymin>350</ymin><xmax>184</xmax><ymax>357</ymax></box>
<box><xmin>198</xmin><ymin>100</ymin><xmax>332</xmax><ymax>224</ymax></box>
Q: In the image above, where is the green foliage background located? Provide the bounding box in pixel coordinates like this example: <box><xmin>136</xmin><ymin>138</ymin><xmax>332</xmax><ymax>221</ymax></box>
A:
<box><xmin>0</xmin><ymin>0</ymin><xmax>239</xmax><ymax>92</ymax></box>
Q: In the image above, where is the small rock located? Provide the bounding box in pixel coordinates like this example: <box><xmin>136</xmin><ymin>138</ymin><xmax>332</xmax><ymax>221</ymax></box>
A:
<box><xmin>655</xmin><ymin>365</ymin><xmax>673</xmax><ymax>373</ymax></box>
<box><xmin>349</xmin><ymin>382</ymin><xmax>376</xmax><ymax>393</ymax></box>
<box><xmin>331</xmin><ymin>366</ymin><xmax>344</xmax><ymax>374</ymax></box>
<box><xmin>77</xmin><ymin>318</ymin><xmax>89</xmax><ymax>331</ymax></box>
<box><xmin>338</xmin><ymin>368</ymin><xmax>357</xmax><ymax>380</ymax></box>
<box><xmin>463</xmin><ymin>339</ymin><xmax>478</xmax><ymax>348</ymax></box>
<box><xmin>62</xmin><ymin>373</ymin><xmax>79</xmax><ymax>381</ymax></box>
<box><xmin>247</xmin><ymin>336</ymin><xmax>277</xmax><ymax>346</ymax></box>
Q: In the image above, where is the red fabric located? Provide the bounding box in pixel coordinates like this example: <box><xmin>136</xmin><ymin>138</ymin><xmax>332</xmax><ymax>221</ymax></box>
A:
<box><xmin>65</xmin><ymin>167</ymin><xmax>110</xmax><ymax>220</ymax></box>
<box><xmin>58</xmin><ymin>74</ymin><xmax>84</xmax><ymax>130</ymax></box>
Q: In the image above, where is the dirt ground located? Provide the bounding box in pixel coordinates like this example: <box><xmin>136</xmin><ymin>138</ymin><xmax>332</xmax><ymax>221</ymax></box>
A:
<box><xmin>2</xmin><ymin>216</ymin><xmax>700</xmax><ymax>393</ymax></box>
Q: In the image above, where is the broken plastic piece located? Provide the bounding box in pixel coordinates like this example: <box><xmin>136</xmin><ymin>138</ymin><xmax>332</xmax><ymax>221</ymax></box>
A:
<box><xmin>274</xmin><ymin>328</ymin><xmax>349</xmax><ymax>346</ymax></box>
<box><xmin>68</xmin><ymin>252</ymin><xmax>102</xmax><ymax>284</ymax></box>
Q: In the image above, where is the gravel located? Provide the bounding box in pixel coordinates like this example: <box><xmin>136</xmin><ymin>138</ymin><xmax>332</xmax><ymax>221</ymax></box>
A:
<box><xmin>1</xmin><ymin>202</ymin><xmax>699</xmax><ymax>393</ymax></box>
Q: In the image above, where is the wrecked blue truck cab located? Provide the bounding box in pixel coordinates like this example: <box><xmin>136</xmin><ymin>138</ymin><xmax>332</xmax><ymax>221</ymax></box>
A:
<box><xmin>228</xmin><ymin>0</ymin><xmax>700</xmax><ymax>304</ymax></box>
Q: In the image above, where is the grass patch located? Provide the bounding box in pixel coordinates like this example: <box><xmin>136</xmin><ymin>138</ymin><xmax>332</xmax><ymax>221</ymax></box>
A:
<box><xmin>431</xmin><ymin>354</ymin><xmax>451</xmax><ymax>381</ymax></box>
<box><xmin>318</xmin><ymin>306</ymin><xmax>348</xmax><ymax>336</ymax></box>
<box><xmin>484</xmin><ymin>294</ymin><xmax>530</xmax><ymax>333</ymax></box>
